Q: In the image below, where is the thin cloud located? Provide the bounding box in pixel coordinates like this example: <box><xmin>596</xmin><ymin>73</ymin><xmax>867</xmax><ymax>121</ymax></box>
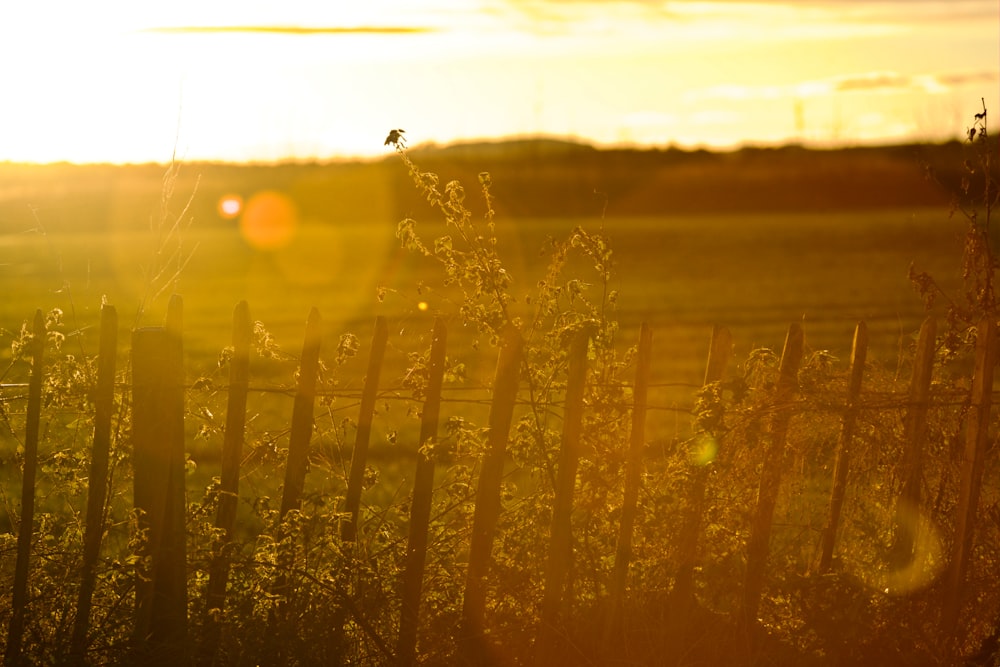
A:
<box><xmin>515</xmin><ymin>0</ymin><xmax>995</xmax><ymax>21</ymax></box>
<box><xmin>143</xmin><ymin>25</ymin><xmax>436</xmax><ymax>35</ymax></box>
<box><xmin>686</xmin><ymin>70</ymin><xmax>997</xmax><ymax>102</ymax></box>
<box><xmin>935</xmin><ymin>71</ymin><xmax>998</xmax><ymax>86</ymax></box>
<box><xmin>835</xmin><ymin>72</ymin><xmax>914</xmax><ymax>92</ymax></box>
<box><xmin>835</xmin><ymin>71</ymin><xmax>998</xmax><ymax>93</ymax></box>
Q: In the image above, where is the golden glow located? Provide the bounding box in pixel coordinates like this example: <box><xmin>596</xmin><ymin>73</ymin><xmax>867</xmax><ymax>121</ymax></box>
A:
<box><xmin>882</xmin><ymin>500</ymin><xmax>945</xmax><ymax>595</ymax></box>
<box><xmin>0</xmin><ymin>1</ymin><xmax>995</xmax><ymax>163</ymax></box>
<box><xmin>845</xmin><ymin>499</ymin><xmax>945</xmax><ymax>596</ymax></box>
<box><xmin>239</xmin><ymin>191</ymin><xmax>298</xmax><ymax>250</ymax></box>
<box><xmin>217</xmin><ymin>194</ymin><xmax>243</xmax><ymax>220</ymax></box>
<box><xmin>417</xmin><ymin>301</ymin><xmax>429</xmax><ymax>312</ymax></box>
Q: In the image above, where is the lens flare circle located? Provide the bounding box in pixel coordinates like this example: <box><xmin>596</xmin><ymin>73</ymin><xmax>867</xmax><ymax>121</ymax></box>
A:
<box><xmin>842</xmin><ymin>498</ymin><xmax>945</xmax><ymax>597</ymax></box>
<box><xmin>239</xmin><ymin>190</ymin><xmax>298</xmax><ymax>250</ymax></box>
<box><xmin>691</xmin><ymin>435</ymin><xmax>719</xmax><ymax>466</ymax></box>
<box><xmin>217</xmin><ymin>194</ymin><xmax>243</xmax><ymax>220</ymax></box>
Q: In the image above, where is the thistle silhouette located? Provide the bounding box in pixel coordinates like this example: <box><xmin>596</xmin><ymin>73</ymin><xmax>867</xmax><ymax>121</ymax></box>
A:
<box><xmin>384</xmin><ymin>129</ymin><xmax>406</xmax><ymax>147</ymax></box>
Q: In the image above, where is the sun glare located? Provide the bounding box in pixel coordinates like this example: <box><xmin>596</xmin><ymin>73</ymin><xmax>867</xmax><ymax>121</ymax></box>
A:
<box><xmin>0</xmin><ymin>0</ymin><xmax>995</xmax><ymax>162</ymax></box>
<box><xmin>239</xmin><ymin>191</ymin><xmax>298</xmax><ymax>250</ymax></box>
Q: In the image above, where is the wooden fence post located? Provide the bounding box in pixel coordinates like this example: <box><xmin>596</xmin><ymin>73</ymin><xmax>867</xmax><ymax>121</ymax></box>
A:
<box><xmin>278</xmin><ymin>307</ymin><xmax>323</xmax><ymax>519</ymax></box>
<box><xmin>342</xmin><ymin>315</ymin><xmax>390</xmax><ymax>542</ymax></box>
<box><xmin>4</xmin><ymin>310</ymin><xmax>46</xmax><ymax>667</ymax></box>
<box><xmin>889</xmin><ymin>316</ymin><xmax>936</xmax><ymax>580</ymax></box>
<box><xmin>604</xmin><ymin>323</ymin><xmax>654</xmax><ymax>648</ymax></box>
<box><xmin>131</xmin><ymin>295</ymin><xmax>187</xmax><ymax>664</ymax></box>
<box><xmin>200</xmin><ymin>301</ymin><xmax>253</xmax><ymax>665</ymax></box>
<box><xmin>67</xmin><ymin>304</ymin><xmax>119</xmax><ymax>665</ymax></box>
<box><xmin>264</xmin><ymin>307</ymin><xmax>322</xmax><ymax>664</ymax></box>
<box><xmin>397</xmin><ymin>317</ymin><xmax>448</xmax><ymax>667</ymax></box>
<box><xmin>944</xmin><ymin>317</ymin><xmax>997</xmax><ymax>636</ymax></box>
<box><xmin>536</xmin><ymin>325</ymin><xmax>592</xmax><ymax>666</ymax></box>
<box><xmin>664</xmin><ymin>324</ymin><xmax>732</xmax><ymax>656</ymax></box>
<box><xmin>323</xmin><ymin>317</ymin><xmax>390</xmax><ymax>667</ymax></box>
<box><xmin>816</xmin><ymin>321</ymin><xmax>868</xmax><ymax>573</ymax></box>
<box><xmin>459</xmin><ymin>324</ymin><xmax>524</xmax><ymax>662</ymax></box>
<box><xmin>741</xmin><ymin>322</ymin><xmax>804</xmax><ymax>629</ymax></box>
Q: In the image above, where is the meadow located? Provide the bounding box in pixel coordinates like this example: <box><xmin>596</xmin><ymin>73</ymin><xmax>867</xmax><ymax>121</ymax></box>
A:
<box><xmin>0</xmin><ymin>160</ymin><xmax>962</xmax><ymax>385</ymax></box>
<box><xmin>0</xmin><ymin>157</ymin><xmax>965</xmax><ymax>460</ymax></box>
<box><xmin>1</xmin><ymin>142</ymin><xmax>995</xmax><ymax>665</ymax></box>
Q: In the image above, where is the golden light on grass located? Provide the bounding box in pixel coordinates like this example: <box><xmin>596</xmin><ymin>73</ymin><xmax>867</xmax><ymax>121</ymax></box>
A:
<box><xmin>239</xmin><ymin>191</ymin><xmax>298</xmax><ymax>250</ymax></box>
<box><xmin>217</xmin><ymin>194</ymin><xmax>243</xmax><ymax>220</ymax></box>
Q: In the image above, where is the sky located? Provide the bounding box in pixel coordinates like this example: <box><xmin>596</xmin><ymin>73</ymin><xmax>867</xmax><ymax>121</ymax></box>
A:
<box><xmin>0</xmin><ymin>0</ymin><xmax>996</xmax><ymax>164</ymax></box>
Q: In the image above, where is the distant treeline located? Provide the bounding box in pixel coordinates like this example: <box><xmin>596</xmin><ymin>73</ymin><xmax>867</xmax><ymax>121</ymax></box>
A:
<box><xmin>0</xmin><ymin>139</ymin><xmax>992</xmax><ymax>233</ymax></box>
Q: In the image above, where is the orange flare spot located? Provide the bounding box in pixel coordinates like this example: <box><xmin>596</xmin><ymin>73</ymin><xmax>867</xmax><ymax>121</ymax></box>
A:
<box><xmin>240</xmin><ymin>191</ymin><xmax>298</xmax><ymax>250</ymax></box>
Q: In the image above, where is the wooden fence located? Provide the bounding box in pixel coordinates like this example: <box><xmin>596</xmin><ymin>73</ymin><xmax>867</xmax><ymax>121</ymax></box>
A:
<box><xmin>1</xmin><ymin>296</ymin><xmax>997</xmax><ymax>666</ymax></box>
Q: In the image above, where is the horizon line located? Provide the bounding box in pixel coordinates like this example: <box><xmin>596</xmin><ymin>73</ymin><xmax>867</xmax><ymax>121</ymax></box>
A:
<box><xmin>0</xmin><ymin>135</ymin><xmax>975</xmax><ymax>168</ymax></box>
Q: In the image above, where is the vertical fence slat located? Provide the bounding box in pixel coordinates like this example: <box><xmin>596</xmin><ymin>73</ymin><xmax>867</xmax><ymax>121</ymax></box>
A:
<box><xmin>741</xmin><ymin>322</ymin><xmax>803</xmax><ymax>629</ymax></box>
<box><xmin>944</xmin><ymin>317</ymin><xmax>997</xmax><ymax>635</ymax></box>
<box><xmin>131</xmin><ymin>295</ymin><xmax>187</xmax><ymax>664</ymax></box>
<box><xmin>342</xmin><ymin>315</ymin><xmax>390</xmax><ymax>542</ymax></box>
<box><xmin>397</xmin><ymin>317</ymin><xmax>448</xmax><ymax>667</ymax></box>
<box><xmin>816</xmin><ymin>320</ymin><xmax>868</xmax><ymax>573</ymax></box>
<box><xmin>536</xmin><ymin>325</ymin><xmax>592</xmax><ymax>666</ymax></box>
<box><xmin>67</xmin><ymin>304</ymin><xmax>119</xmax><ymax>665</ymax></box>
<box><xmin>604</xmin><ymin>322</ymin><xmax>653</xmax><ymax>647</ymax></box>
<box><xmin>267</xmin><ymin>307</ymin><xmax>323</xmax><ymax>664</ymax></box>
<box><xmin>459</xmin><ymin>324</ymin><xmax>524</xmax><ymax>660</ymax></box>
<box><xmin>4</xmin><ymin>310</ymin><xmax>46</xmax><ymax>667</ymax></box>
<box><xmin>279</xmin><ymin>307</ymin><xmax>323</xmax><ymax>519</ymax></box>
<box><xmin>889</xmin><ymin>316</ymin><xmax>936</xmax><ymax>577</ymax></box>
<box><xmin>673</xmin><ymin>325</ymin><xmax>733</xmax><ymax>596</ymax></box>
<box><xmin>664</xmin><ymin>324</ymin><xmax>732</xmax><ymax>656</ymax></box>
<box><xmin>200</xmin><ymin>301</ymin><xmax>253</xmax><ymax>665</ymax></box>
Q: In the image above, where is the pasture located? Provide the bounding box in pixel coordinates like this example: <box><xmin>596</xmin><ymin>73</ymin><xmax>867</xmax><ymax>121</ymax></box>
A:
<box><xmin>2</xmin><ymin>151</ymin><xmax>998</xmax><ymax>666</ymax></box>
<box><xmin>0</xmin><ymin>159</ymin><xmax>962</xmax><ymax>383</ymax></box>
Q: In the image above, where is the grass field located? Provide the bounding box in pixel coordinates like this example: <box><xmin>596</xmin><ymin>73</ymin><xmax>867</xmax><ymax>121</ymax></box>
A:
<box><xmin>1</xmin><ymin>154</ymin><xmax>994</xmax><ymax>665</ymax></box>
<box><xmin>0</xmin><ymin>203</ymin><xmax>962</xmax><ymax>380</ymax></box>
<box><xmin>0</xmin><ymin>195</ymin><xmax>966</xmax><ymax>528</ymax></box>
<box><xmin>0</xmin><ymin>154</ymin><xmax>971</xmax><ymax>465</ymax></box>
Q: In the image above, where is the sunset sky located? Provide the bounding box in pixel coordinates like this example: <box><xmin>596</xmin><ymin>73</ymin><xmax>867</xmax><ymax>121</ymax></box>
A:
<box><xmin>0</xmin><ymin>0</ymin><xmax>996</xmax><ymax>164</ymax></box>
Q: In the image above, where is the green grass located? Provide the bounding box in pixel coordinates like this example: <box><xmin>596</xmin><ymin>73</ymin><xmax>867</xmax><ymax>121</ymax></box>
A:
<box><xmin>0</xmin><ymin>153</ymin><xmax>992</xmax><ymax>665</ymax></box>
<box><xmin>0</xmin><ymin>206</ymin><xmax>960</xmax><ymax>379</ymax></box>
<box><xmin>0</xmin><ymin>203</ymin><xmax>963</xmax><ymax>474</ymax></box>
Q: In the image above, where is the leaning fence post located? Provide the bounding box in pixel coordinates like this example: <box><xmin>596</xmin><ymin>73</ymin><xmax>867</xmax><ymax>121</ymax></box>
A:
<box><xmin>279</xmin><ymin>307</ymin><xmax>323</xmax><ymax>519</ymax></box>
<box><xmin>342</xmin><ymin>315</ymin><xmax>390</xmax><ymax>542</ymax></box>
<box><xmin>944</xmin><ymin>317</ymin><xmax>997</xmax><ymax>636</ymax></box>
<box><xmin>131</xmin><ymin>295</ymin><xmax>187</xmax><ymax>665</ymax></box>
<box><xmin>604</xmin><ymin>323</ymin><xmax>654</xmax><ymax>648</ymax></box>
<box><xmin>816</xmin><ymin>321</ymin><xmax>868</xmax><ymax>573</ymax></box>
<box><xmin>664</xmin><ymin>324</ymin><xmax>732</xmax><ymax>656</ymax></box>
<box><xmin>397</xmin><ymin>317</ymin><xmax>448</xmax><ymax>667</ymax></box>
<box><xmin>67</xmin><ymin>304</ymin><xmax>119</xmax><ymax>665</ymax></box>
<box><xmin>4</xmin><ymin>310</ymin><xmax>46</xmax><ymax>667</ymax></box>
<box><xmin>889</xmin><ymin>316</ymin><xmax>936</xmax><ymax>580</ymax></box>
<box><xmin>266</xmin><ymin>307</ymin><xmax>323</xmax><ymax>662</ymax></box>
<box><xmin>672</xmin><ymin>325</ymin><xmax>733</xmax><ymax>597</ymax></box>
<box><xmin>741</xmin><ymin>322</ymin><xmax>803</xmax><ymax>629</ymax></box>
<box><xmin>536</xmin><ymin>325</ymin><xmax>592</xmax><ymax>666</ymax></box>
<box><xmin>459</xmin><ymin>324</ymin><xmax>523</xmax><ymax>661</ymax></box>
<box><xmin>200</xmin><ymin>301</ymin><xmax>253</xmax><ymax>665</ymax></box>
